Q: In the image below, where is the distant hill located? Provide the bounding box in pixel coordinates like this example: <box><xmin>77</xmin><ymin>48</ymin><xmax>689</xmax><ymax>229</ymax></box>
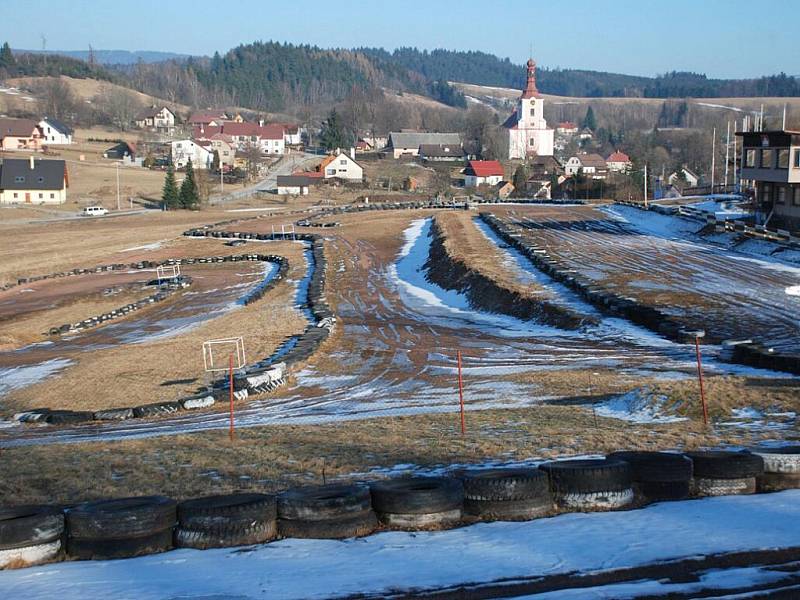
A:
<box><xmin>13</xmin><ymin>49</ymin><xmax>190</xmax><ymax>65</ymax></box>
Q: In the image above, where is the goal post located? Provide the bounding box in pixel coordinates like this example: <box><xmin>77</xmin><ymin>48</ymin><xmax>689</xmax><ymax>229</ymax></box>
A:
<box><xmin>202</xmin><ymin>336</ymin><xmax>246</xmax><ymax>372</ymax></box>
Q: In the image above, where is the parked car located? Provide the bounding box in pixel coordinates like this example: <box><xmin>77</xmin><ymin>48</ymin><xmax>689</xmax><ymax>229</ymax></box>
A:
<box><xmin>82</xmin><ymin>206</ymin><xmax>108</xmax><ymax>217</ymax></box>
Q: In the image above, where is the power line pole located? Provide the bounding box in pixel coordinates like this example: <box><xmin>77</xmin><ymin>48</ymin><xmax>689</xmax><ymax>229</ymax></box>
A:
<box><xmin>116</xmin><ymin>163</ymin><xmax>121</xmax><ymax>210</ymax></box>
<box><xmin>710</xmin><ymin>127</ymin><xmax>716</xmax><ymax>191</ymax></box>
<box><xmin>643</xmin><ymin>163</ymin><xmax>648</xmax><ymax>208</ymax></box>
<box><xmin>724</xmin><ymin>121</ymin><xmax>730</xmax><ymax>188</ymax></box>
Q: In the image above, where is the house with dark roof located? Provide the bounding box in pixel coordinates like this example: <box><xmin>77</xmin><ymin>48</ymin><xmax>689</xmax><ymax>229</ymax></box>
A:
<box><xmin>0</xmin><ymin>118</ymin><xmax>43</xmax><ymax>151</ymax></box>
<box><xmin>464</xmin><ymin>160</ymin><xmax>504</xmax><ymax>187</ymax></box>
<box><xmin>0</xmin><ymin>157</ymin><xmax>68</xmax><ymax>204</ymax></box>
<box><xmin>388</xmin><ymin>132</ymin><xmax>461</xmax><ymax>159</ymax></box>
<box><xmin>564</xmin><ymin>153</ymin><xmax>608</xmax><ymax>179</ymax></box>
<box><xmin>103</xmin><ymin>141</ymin><xmax>137</xmax><ymax>161</ymax></box>
<box><xmin>38</xmin><ymin>118</ymin><xmax>73</xmax><ymax>145</ymax></box>
<box><xmin>277</xmin><ymin>175</ymin><xmax>314</xmax><ymax>195</ymax></box>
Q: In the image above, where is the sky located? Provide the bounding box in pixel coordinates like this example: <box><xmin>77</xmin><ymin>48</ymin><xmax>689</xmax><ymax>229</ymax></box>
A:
<box><xmin>1</xmin><ymin>0</ymin><xmax>798</xmax><ymax>78</ymax></box>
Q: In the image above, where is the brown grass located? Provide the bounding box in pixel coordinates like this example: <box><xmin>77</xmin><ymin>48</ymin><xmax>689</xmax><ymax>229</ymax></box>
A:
<box><xmin>0</xmin><ymin>401</ymin><xmax>785</xmax><ymax>507</ymax></box>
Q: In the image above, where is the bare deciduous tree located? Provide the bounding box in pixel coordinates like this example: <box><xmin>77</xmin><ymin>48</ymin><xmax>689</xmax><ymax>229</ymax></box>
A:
<box><xmin>96</xmin><ymin>86</ymin><xmax>143</xmax><ymax>131</ymax></box>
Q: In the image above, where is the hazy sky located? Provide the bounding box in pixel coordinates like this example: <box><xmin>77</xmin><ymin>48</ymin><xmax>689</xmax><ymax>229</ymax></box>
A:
<box><xmin>2</xmin><ymin>0</ymin><xmax>798</xmax><ymax>78</ymax></box>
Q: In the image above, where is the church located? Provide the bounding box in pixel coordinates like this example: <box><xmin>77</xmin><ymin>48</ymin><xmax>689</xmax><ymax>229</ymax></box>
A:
<box><xmin>503</xmin><ymin>58</ymin><xmax>554</xmax><ymax>159</ymax></box>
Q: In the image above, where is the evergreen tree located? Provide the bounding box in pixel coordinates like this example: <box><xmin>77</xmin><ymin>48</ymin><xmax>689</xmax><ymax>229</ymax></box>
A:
<box><xmin>582</xmin><ymin>106</ymin><xmax>597</xmax><ymax>131</ymax></box>
<box><xmin>0</xmin><ymin>42</ymin><xmax>15</xmax><ymax>76</ymax></box>
<box><xmin>161</xmin><ymin>165</ymin><xmax>180</xmax><ymax>209</ymax></box>
<box><xmin>178</xmin><ymin>159</ymin><xmax>200</xmax><ymax>209</ymax></box>
<box><xmin>583</xmin><ymin>106</ymin><xmax>597</xmax><ymax>130</ymax></box>
<box><xmin>319</xmin><ymin>109</ymin><xmax>353</xmax><ymax>150</ymax></box>
<box><xmin>512</xmin><ymin>164</ymin><xmax>528</xmax><ymax>196</ymax></box>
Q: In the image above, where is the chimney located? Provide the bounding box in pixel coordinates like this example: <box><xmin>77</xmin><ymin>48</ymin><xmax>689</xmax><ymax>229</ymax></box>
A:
<box><xmin>350</xmin><ymin>147</ymin><xmax>355</xmax><ymax>160</ymax></box>
<box><xmin>29</xmin><ymin>155</ymin><xmax>35</xmax><ymax>170</ymax></box>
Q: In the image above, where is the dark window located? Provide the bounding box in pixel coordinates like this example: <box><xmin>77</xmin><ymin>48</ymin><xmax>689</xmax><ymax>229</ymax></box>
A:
<box><xmin>761</xmin><ymin>148</ymin><xmax>774</xmax><ymax>168</ymax></box>
<box><xmin>761</xmin><ymin>183</ymin><xmax>772</xmax><ymax>203</ymax></box>
<box><xmin>745</xmin><ymin>149</ymin><xmax>757</xmax><ymax>167</ymax></box>
<box><xmin>50</xmin><ymin>193</ymin><xmax>55</xmax><ymax>199</ymax></box>
<box><xmin>14</xmin><ymin>176</ymin><xmax>24</xmax><ymax>183</ymax></box>
<box><xmin>793</xmin><ymin>187</ymin><xmax>800</xmax><ymax>206</ymax></box>
<box><xmin>795</xmin><ymin>149</ymin><xmax>800</xmax><ymax>168</ymax></box>
<box><xmin>777</xmin><ymin>186</ymin><xmax>786</xmax><ymax>204</ymax></box>
<box><xmin>778</xmin><ymin>149</ymin><xmax>789</xmax><ymax>169</ymax></box>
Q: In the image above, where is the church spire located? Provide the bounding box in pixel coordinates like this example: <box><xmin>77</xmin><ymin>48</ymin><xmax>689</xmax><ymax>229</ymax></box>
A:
<box><xmin>521</xmin><ymin>57</ymin><xmax>540</xmax><ymax>99</ymax></box>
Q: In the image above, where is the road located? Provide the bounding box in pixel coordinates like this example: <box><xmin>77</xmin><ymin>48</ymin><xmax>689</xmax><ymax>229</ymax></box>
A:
<box><xmin>212</xmin><ymin>151</ymin><xmax>320</xmax><ymax>204</ymax></box>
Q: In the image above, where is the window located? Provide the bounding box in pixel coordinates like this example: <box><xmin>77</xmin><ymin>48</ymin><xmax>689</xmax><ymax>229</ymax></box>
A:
<box><xmin>14</xmin><ymin>176</ymin><xmax>24</xmax><ymax>183</ymax></box>
<box><xmin>793</xmin><ymin>187</ymin><xmax>800</xmax><ymax>206</ymax></box>
<box><xmin>38</xmin><ymin>193</ymin><xmax>43</xmax><ymax>199</ymax></box>
<box><xmin>13</xmin><ymin>192</ymin><xmax>18</xmax><ymax>199</ymax></box>
<box><xmin>529</xmin><ymin>138</ymin><xmax>535</xmax><ymax>146</ymax></box>
<box><xmin>761</xmin><ymin>148</ymin><xmax>774</xmax><ymax>169</ymax></box>
<box><xmin>795</xmin><ymin>149</ymin><xmax>800</xmax><ymax>168</ymax></box>
<box><xmin>340</xmin><ymin>159</ymin><xmax>347</xmax><ymax>165</ymax></box>
<box><xmin>50</xmin><ymin>193</ymin><xmax>54</xmax><ymax>199</ymax></box>
<box><xmin>530</xmin><ymin>108</ymin><xmax>535</xmax><ymax>117</ymax></box>
<box><xmin>777</xmin><ymin>186</ymin><xmax>786</xmax><ymax>204</ymax></box>
<box><xmin>761</xmin><ymin>183</ymin><xmax>772</xmax><ymax>203</ymax></box>
<box><xmin>745</xmin><ymin>149</ymin><xmax>757</xmax><ymax>167</ymax></box>
<box><xmin>778</xmin><ymin>149</ymin><xmax>789</xmax><ymax>169</ymax></box>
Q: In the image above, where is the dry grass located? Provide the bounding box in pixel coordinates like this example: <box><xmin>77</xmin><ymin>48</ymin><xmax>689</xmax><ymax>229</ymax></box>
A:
<box><xmin>0</xmin><ymin>402</ymin><xmax>784</xmax><ymax>507</ymax></box>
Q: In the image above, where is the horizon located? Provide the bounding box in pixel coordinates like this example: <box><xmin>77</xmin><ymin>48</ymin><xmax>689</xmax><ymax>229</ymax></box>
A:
<box><xmin>1</xmin><ymin>0</ymin><xmax>798</xmax><ymax>80</ymax></box>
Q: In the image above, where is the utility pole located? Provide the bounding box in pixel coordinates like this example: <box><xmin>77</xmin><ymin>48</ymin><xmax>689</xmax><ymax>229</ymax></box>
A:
<box><xmin>724</xmin><ymin>121</ymin><xmax>730</xmax><ymax>188</ymax></box>
<box><xmin>220</xmin><ymin>165</ymin><xmax>224</xmax><ymax>194</ymax></box>
<box><xmin>643</xmin><ymin>163</ymin><xmax>648</xmax><ymax>208</ymax></box>
<box><xmin>710</xmin><ymin>127</ymin><xmax>716</xmax><ymax>191</ymax></box>
<box><xmin>116</xmin><ymin>163</ymin><xmax>121</xmax><ymax>210</ymax></box>
<box><xmin>783</xmin><ymin>104</ymin><xmax>787</xmax><ymax>130</ymax></box>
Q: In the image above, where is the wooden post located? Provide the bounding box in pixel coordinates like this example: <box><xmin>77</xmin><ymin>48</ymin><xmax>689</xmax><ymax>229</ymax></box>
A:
<box><xmin>457</xmin><ymin>350</ymin><xmax>466</xmax><ymax>435</ymax></box>
<box><xmin>229</xmin><ymin>353</ymin><xmax>235</xmax><ymax>441</ymax></box>
<box><xmin>695</xmin><ymin>337</ymin><xmax>708</xmax><ymax>426</ymax></box>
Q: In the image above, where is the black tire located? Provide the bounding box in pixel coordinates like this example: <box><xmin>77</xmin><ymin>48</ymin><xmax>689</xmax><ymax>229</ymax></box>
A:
<box><xmin>463</xmin><ymin>498</ymin><xmax>553</xmax><ymax>521</ymax></box>
<box><xmin>638</xmin><ymin>480</ymin><xmax>691</xmax><ymax>502</ymax></box>
<box><xmin>43</xmin><ymin>410</ymin><xmax>95</xmax><ymax>425</ymax></box>
<box><xmin>758</xmin><ymin>472</ymin><xmax>800</xmax><ymax>493</ymax></box>
<box><xmin>66</xmin><ymin>528</ymin><xmax>173</xmax><ymax>560</ymax></box>
<box><xmin>686</xmin><ymin>451</ymin><xmax>764</xmax><ymax>479</ymax></box>
<box><xmin>67</xmin><ymin>496</ymin><xmax>177</xmax><ymax>540</ymax></box>
<box><xmin>132</xmin><ymin>402</ymin><xmax>182</xmax><ymax>419</ymax></box>
<box><xmin>93</xmin><ymin>408</ymin><xmax>134</xmax><ymax>421</ymax></box>
<box><xmin>277</xmin><ymin>485</ymin><xmax>371</xmax><ymax>521</ymax></box>
<box><xmin>277</xmin><ymin>510</ymin><xmax>378</xmax><ymax>540</ymax></box>
<box><xmin>178</xmin><ymin>494</ymin><xmax>276</xmax><ymax>530</ymax></box>
<box><xmin>0</xmin><ymin>506</ymin><xmax>64</xmax><ymax>550</ymax></box>
<box><xmin>540</xmin><ymin>459</ymin><xmax>632</xmax><ymax>494</ymax></box>
<box><xmin>607</xmin><ymin>452</ymin><xmax>693</xmax><ymax>482</ymax></box>
<box><xmin>459</xmin><ymin>469</ymin><xmax>549</xmax><ymax>501</ymax></box>
<box><xmin>369</xmin><ymin>477</ymin><xmax>463</xmax><ymax>515</ymax></box>
<box><xmin>175</xmin><ymin>521</ymin><xmax>276</xmax><ymax>549</ymax></box>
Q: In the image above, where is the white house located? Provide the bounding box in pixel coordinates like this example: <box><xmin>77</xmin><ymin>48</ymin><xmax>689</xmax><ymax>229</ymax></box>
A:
<box><xmin>0</xmin><ymin>157</ymin><xmax>68</xmax><ymax>204</ymax></box>
<box><xmin>668</xmin><ymin>166</ymin><xmax>700</xmax><ymax>188</ymax></box>
<box><xmin>320</xmin><ymin>150</ymin><xmax>363</xmax><ymax>181</ymax></box>
<box><xmin>503</xmin><ymin>58</ymin><xmax>554</xmax><ymax>159</ymax></box>
<box><xmin>606</xmin><ymin>150</ymin><xmax>632</xmax><ymax>173</ymax></box>
<box><xmin>135</xmin><ymin>106</ymin><xmax>176</xmax><ymax>132</ymax></box>
<box><xmin>38</xmin><ymin>118</ymin><xmax>73</xmax><ymax>145</ymax></box>
<box><xmin>277</xmin><ymin>175</ymin><xmax>312</xmax><ymax>195</ymax></box>
<box><xmin>564</xmin><ymin>154</ymin><xmax>608</xmax><ymax>179</ymax></box>
<box><xmin>464</xmin><ymin>160</ymin><xmax>504</xmax><ymax>187</ymax></box>
<box><xmin>556</xmin><ymin>122</ymin><xmax>579</xmax><ymax>135</ymax></box>
<box><xmin>171</xmin><ymin>139</ymin><xmax>213</xmax><ymax>169</ymax></box>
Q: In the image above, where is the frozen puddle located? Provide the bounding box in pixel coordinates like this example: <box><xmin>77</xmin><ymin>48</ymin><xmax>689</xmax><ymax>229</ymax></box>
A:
<box><xmin>2</xmin><ymin>491</ymin><xmax>800</xmax><ymax>599</ymax></box>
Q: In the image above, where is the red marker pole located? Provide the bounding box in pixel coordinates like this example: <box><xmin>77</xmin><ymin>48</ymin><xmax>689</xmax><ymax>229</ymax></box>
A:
<box><xmin>695</xmin><ymin>337</ymin><xmax>708</xmax><ymax>426</ymax></box>
<box><xmin>457</xmin><ymin>350</ymin><xmax>466</xmax><ymax>435</ymax></box>
<box><xmin>229</xmin><ymin>353</ymin><xmax>235</xmax><ymax>441</ymax></box>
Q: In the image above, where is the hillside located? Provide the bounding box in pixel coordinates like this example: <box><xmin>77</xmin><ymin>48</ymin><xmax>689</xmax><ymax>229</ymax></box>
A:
<box><xmin>13</xmin><ymin>49</ymin><xmax>189</xmax><ymax>65</ymax></box>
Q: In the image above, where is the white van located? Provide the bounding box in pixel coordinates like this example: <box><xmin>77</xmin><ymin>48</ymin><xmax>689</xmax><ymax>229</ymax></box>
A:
<box><xmin>82</xmin><ymin>206</ymin><xmax>109</xmax><ymax>217</ymax></box>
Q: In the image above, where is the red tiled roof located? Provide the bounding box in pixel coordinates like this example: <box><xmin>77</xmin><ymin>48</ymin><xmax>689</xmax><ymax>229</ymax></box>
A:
<box><xmin>607</xmin><ymin>150</ymin><xmax>630</xmax><ymax>163</ymax></box>
<box><xmin>188</xmin><ymin>111</ymin><xmax>227</xmax><ymax>124</ymax></box>
<box><xmin>193</xmin><ymin>123</ymin><xmax>284</xmax><ymax>140</ymax></box>
<box><xmin>558</xmin><ymin>121</ymin><xmax>577</xmax><ymax>129</ymax></box>
<box><xmin>466</xmin><ymin>160</ymin><xmax>504</xmax><ymax>177</ymax></box>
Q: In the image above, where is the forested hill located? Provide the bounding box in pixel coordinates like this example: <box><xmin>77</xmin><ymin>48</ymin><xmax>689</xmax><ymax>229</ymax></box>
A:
<box><xmin>364</xmin><ymin>47</ymin><xmax>800</xmax><ymax>98</ymax></box>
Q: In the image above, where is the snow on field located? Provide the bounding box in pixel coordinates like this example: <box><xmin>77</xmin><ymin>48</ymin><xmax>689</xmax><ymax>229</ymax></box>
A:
<box><xmin>686</xmin><ymin>198</ymin><xmax>750</xmax><ymax>220</ymax></box>
<box><xmin>787</xmin><ymin>285</ymin><xmax>800</xmax><ymax>296</ymax></box>
<box><xmin>2</xmin><ymin>491</ymin><xmax>800</xmax><ymax>600</ymax></box>
<box><xmin>118</xmin><ymin>241</ymin><xmax>166</xmax><ymax>252</ymax></box>
<box><xmin>0</xmin><ymin>358</ymin><xmax>73</xmax><ymax>396</ymax></box>
<box><xmin>594</xmin><ymin>389</ymin><xmax>687</xmax><ymax>423</ymax></box>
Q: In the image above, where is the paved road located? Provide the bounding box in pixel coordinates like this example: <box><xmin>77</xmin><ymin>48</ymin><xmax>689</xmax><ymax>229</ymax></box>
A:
<box><xmin>212</xmin><ymin>151</ymin><xmax>320</xmax><ymax>204</ymax></box>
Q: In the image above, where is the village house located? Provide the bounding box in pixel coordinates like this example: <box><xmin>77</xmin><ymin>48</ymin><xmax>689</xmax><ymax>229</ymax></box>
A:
<box><xmin>0</xmin><ymin>118</ymin><xmax>43</xmax><ymax>151</ymax></box>
<box><xmin>503</xmin><ymin>58</ymin><xmax>554</xmax><ymax>159</ymax></box>
<box><xmin>277</xmin><ymin>124</ymin><xmax>302</xmax><ymax>146</ymax></box>
<box><xmin>276</xmin><ymin>174</ymin><xmax>313</xmax><ymax>195</ymax></box>
<box><xmin>319</xmin><ymin>149</ymin><xmax>363</xmax><ymax>181</ymax></box>
<box><xmin>419</xmin><ymin>144</ymin><xmax>465</xmax><ymax>162</ymax></box>
<box><xmin>737</xmin><ymin>129</ymin><xmax>800</xmax><ymax>230</ymax></box>
<box><xmin>525</xmin><ymin>155</ymin><xmax>565</xmax><ymax>199</ymax></box>
<box><xmin>556</xmin><ymin>121</ymin><xmax>579</xmax><ymax>135</ymax></box>
<box><xmin>171</xmin><ymin>139</ymin><xmax>213</xmax><ymax>169</ymax></box>
<box><xmin>208</xmin><ymin>134</ymin><xmax>236</xmax><ymax>170</ymax></box>
<box><xmin>668</xmin><ymin>166</ymin><xmax>700</xmax><ymax>188</ymax></box>
<box><xmin>564</xmin><ymin>153</ymin><xmax>608</xmax><ymax>179</ymax></box>
<box><xmin>134</xmin><ymin>106</ymin><xmax>176</xmax><ymax>132</ymax></box>
<box><xmin>387</xmin><ymin>132</ymin><xmax>461</xmax><ymax>159</ymax></box>
<box><xmin>606</xmin><ymin>150</ymin><xmax>632</xmax><ymax>173</ymax></box>
<box><xmin>38</xmin><ymin>117</ymin><xmax>73</xmax><ymax>145</ymax></box>
<box><xmin>103</xmin><ymin>141</ymin><xmax>137</xmax><ymax>161</ymax></box>
<box><xmin>0</xmin><ymin>157</ymin><xmax>68</xmax><ymax>204</ymax></box>
<box><xmin>194</xmin><ymin>122</ymin><xmax>286</xmax><ymax>155</ymax></box>
<box><xmin>464</xmin><ymin>160</ymin><xmax>504</xmax><ymax>187</ymax></box>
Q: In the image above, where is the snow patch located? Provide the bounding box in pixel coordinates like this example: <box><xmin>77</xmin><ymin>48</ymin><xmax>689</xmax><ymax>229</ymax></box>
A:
<box><xmin>595</xmin><ymin>389</ymin><xmax>687</xmax><ymax>424</ymax></box>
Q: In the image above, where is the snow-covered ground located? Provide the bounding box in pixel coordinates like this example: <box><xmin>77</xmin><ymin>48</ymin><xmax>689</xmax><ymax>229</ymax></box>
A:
<box><xmin>2</xmin><ymin>491</ymin><xmax>799</xmax><ymax>599</ymax></box>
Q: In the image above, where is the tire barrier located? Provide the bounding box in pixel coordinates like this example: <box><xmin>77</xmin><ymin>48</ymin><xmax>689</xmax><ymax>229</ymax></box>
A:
<box><xmin>426</xmin><ymin>218</ymin><xmax>592</xmax><ymax>330</ymax></box>
<box><xmin>277</xmin><ymin>485</ymin><xmax>377</xmax><ymax>540</ymax></box>
<box><xmin>607</xmin><ymin>451</ymin><xmax>693</xmax><ymax>502</ymax></box>
<box><xmin>540</xmin><ymin>458</ymin><xmax>634</xmax><ymax>511</ymax></box>
<box><xmin>686</xmin><ymin>451</ymin><xmax>764</xmax><ymax>497</ymax></box>
<box><xmin>459</xmin><ymin>468</ymin><xmax>553</xmax><ymax>521</ymax></box>
<box><xmin>481</xmin><ymin>211</ymin><xmax>800</xmax><ymax>375</ymax></box>
<box><xmin>65</xmin><ymin>496</ymin><xmax>177</xmax><ymax>561</ymax></box>
<box><xmin>369</xmin><ymin>477</ymin><xmax>463</xmax><ymax>529</ymax></box>
<box><xmin>3</xmin><ymin>448</ymin><xmax>800</xmax><ymax>569</ymax></box>
<box><xmin>13</xmin><ymin>253</ymin><xmax>296</xmax><ymax>427</ymax></box>
<box><xmin>175</xmin><ymin>494</ymin><xmax>277</xmax><ymax>549</ymax></box>
<box><xmin>751</xmin><ymin>446</ymin><xmax>800</xmax><ymax>492</ymax></box>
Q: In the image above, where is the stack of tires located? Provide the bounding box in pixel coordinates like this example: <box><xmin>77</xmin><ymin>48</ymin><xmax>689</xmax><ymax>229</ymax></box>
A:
<box><xmin>687</xmin><ymin>451</ymin><xmax>764</xmax><ymax>497</ymax></box>
<box><xmin>608</xmin><ymin>451</ymin><xmax>693</xmax><ymax>502</ymax></box>
<box><xmin>540</xmin><ymin>459</ymin><xmax>634</xmax><ymax>511</ymax></box>
<box><xmin>370</xmin><ymin>477</ymin><xmax>463</xmax><ymax>529</ymax></box>
<box><xmin>66</xmin><ymin>496</ymin><xmax>176</xmax><ymax>560</ymax></box>
<box><xmin>459</xmin><ymin>469</ymin><xmax>553</xmax><ymax>521</ymax></box>
<box><xmin>175</xmin><ymin>494</ymin><xmax>277</xmax><ymax>549</ymax></box>
<box><xmin>750</xmin><ymin>446</ymin><xmax>800</xmax><ymax>492</ymax></box>
<box><xmin>277</xmin><ymin>485</ymin><xmax>377</xmax><ymax>539</ymax></box>
<box><xmin>0</xmin><ymin>506</ymin><xmax>64</xmax><ymax>568</ymax></box>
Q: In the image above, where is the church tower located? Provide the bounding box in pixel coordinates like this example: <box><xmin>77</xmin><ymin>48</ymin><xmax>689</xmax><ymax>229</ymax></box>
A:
<box><xmin>505</xmin><ymin>57</ymin><xmax>554</xmax><ymax>159</ymax></box>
